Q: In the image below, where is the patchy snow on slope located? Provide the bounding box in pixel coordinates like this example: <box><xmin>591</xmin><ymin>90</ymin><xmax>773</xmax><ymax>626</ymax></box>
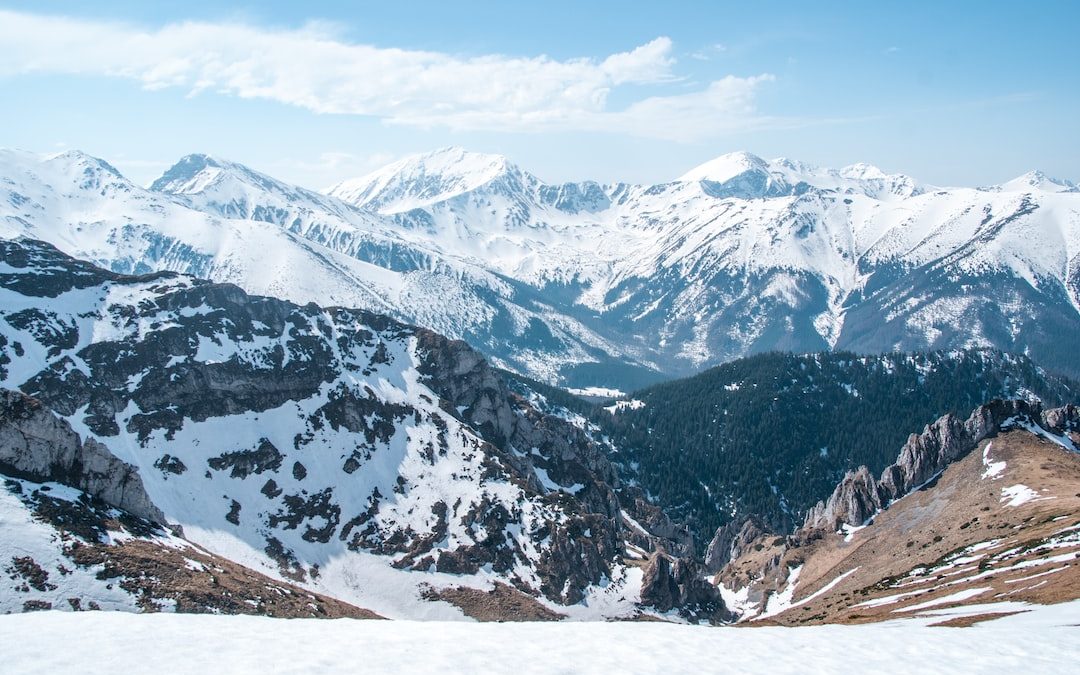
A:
<box><xmin>0</xmin><ymin>479</ymin><xmax>146</xmax><ymax>614</ymax></box>
<box><xmin>982</xmin><ymin>442</ymin><xmax>1007</xmax><ymax>479</ymax></box>
<box><xmin>1000</xmin><ymin>484</ymin><xmax>1049</xmax><ymax>507</ymax></box>
<box><xmin>604</xmin><ymin>399</ymin><xmax>645</xmax><ymax>414</ymax></box>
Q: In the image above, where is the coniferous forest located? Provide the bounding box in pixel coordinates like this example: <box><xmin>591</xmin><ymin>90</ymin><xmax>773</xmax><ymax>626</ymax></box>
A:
<box><xmin>508</xmin><ymin>349</ymin><xmax>1079</xmax><ymax>543</ymax></box>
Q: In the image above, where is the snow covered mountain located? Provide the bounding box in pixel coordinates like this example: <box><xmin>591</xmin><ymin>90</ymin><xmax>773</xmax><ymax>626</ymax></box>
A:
<box><xmin>0</xmin><ymin>149</ymin><xmax>651</xmax><ymax>388</ymax></box>
<box><xmin>3</xmin><ymin>146</ymin><xmax>1079</xmax><ymax>388</ymax></box>
<box><xmin>329</xmin><ymin>147</ymin><xmax>1080</xmax><ymax>378</ymax></box>
<box><xmin>0</xmin><ymin>238</ymin><xmax>716</xmax><ymax>620</ymax></box>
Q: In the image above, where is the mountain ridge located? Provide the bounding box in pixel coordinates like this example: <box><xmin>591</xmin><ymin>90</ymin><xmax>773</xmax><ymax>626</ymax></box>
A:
<box><xmin>3</xmin><ymin>145</ymin><xmax>1079</xmax><ymax>389</ymax></box>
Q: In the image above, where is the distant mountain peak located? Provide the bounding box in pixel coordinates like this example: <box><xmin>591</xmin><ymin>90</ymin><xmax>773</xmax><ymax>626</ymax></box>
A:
<box><xmin>995</xmin><ymin>170</ymin><xmax>1078</xmax><ymax>194</ymax></box>
<box><xmin>327</xmin><ymin>146</ymin><xmax>529</xmax><ymax>213</ymax></box>
<box><xmin>43</xmin><ymin>149</ymin><xmax>125</xmax><ymax>179</ymax></box>
<box><xmin>150</xmin><ymin>153</ymin><xmax>253</xmax><ymax>194</ymax></box>
<box><xmin>838</xmin><ymin>162</ymin><xmax>888</xmax><ymax>180</ymax></box>
<box><xmin>678</xmin><ymin>151</ymin><xmax>770</xmax><ymax>183</ymax></box>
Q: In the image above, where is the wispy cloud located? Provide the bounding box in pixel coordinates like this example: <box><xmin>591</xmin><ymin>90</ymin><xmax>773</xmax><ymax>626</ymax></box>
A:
<box><xmin>0</xmin><ymin>10</ymin><xmax>776</xmax><ymax>142</ymax></box>
<box><xmin>689</xmin><ymin>43</ymin><xmax>728</xmax><ymax>61</ymax></box>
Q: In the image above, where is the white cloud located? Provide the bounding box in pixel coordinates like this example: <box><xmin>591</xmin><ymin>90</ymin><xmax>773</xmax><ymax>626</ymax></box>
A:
<box><xmin>0</xmin><ymin>10</ymin><xmax>775</xmax><ymax>141</ymax></box>
<box><xmin>689</xmin><ymin>43</ymin><xmax>728</xmax><ymax>61</ymax></box>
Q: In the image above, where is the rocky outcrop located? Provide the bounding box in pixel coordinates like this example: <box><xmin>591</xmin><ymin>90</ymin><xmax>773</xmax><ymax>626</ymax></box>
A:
<box><xmin>704</xmin><ymin>516</ymin><xmax>768</xmax><ymax>573</ymax></box>
<box><xmin>640</xmin><ymin>551</ymin><xmax>731</xmax><ymax>623</ymax></box>
<box><xmin>0</xmin><ymin>389</ymin><xmax>165</xmax><ymax>524</ymax></box>
<box><xmin>804</xmin><ymin>400</ymin><xmax>1079</xmax><ymax>532</ymax></box>
<box><xmin>415</xmin><ymin>329</ymin><xmax>699</xmax><ymax>584</ymax></box>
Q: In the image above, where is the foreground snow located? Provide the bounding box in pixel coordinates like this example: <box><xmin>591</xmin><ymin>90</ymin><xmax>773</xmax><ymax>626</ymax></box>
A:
<box><xmin>2</xmin><ymin>600</ymin><xmax>1078</xmax><ymax>674</ymax></box>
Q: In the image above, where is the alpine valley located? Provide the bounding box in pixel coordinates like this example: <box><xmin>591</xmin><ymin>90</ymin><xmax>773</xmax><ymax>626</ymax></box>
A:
<box><xmin>2</xmin><ymin>147</ymin><xmax>1080</xmax><ymax>629</ymax></box>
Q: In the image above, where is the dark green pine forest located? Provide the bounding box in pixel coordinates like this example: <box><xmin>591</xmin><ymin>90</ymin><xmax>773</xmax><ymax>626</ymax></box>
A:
<box><xmin>506</xmin><ymin>349</ymin><xmax>1079</xmax><ymax>546</ymax></box>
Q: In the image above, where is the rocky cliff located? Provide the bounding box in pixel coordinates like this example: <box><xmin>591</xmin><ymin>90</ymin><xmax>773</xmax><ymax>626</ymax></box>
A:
<box><xmin>804</xmin><ymin>400</ymin><xmax>1080</xmax><ymax>532</ymax></box>
<box><xmin>0</xmin><ymin>390</ymin><xmax>164</xmax><ymax>524</ymax></box>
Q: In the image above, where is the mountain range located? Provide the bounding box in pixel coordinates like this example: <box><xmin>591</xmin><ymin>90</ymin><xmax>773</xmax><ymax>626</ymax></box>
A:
<box><xmin>2</xmin><ymin>146</ymin><xmax>1078</xmax><ymax>389</ymax></box>
<box><xmin>2</xmin><ymin>237</ymin><xmax>1078</xmax><ymax>624</ymax></box>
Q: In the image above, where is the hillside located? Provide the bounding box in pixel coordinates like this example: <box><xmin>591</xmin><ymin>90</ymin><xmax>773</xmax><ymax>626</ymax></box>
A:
<box><xmin>595</xmin><ymin>351</ymin><xmax>1079</xmax><ymax>541</ymax></box>
<box><xmin>0</xmin><ymin>238</ymin><xmax>713</xmax><ymax>621</ymax></box>
<box><xmin>716</xmin><ymin>400</ymin><xmax>1080</xmax><ymax>625</ymax></box>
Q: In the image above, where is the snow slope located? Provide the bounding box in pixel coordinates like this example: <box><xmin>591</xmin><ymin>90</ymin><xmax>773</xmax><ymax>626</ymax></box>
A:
<box><xmin>2</xmin><ymin>599</ymin><xmax>1078</xmax><ymax>674</ymax></box>
<box><xmin>0</xmin><ymin>239</ymin><xmax>668</xmax><ymax>620</ymax></box>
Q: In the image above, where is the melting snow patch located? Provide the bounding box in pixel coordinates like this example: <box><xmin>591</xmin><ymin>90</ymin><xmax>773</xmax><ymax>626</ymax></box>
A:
<box><xmin>758</xmin><ymin>565</ymin><xmax>802</xmax><ymax>619</ymax></box>
<box><xmin>1000</xmin><ymin>484</ymin><xmax>1050</xmax><ymax>507</ymax></box>
<box><xmin>981</xmin><ymin>442</ymin><xmax>1006</xmax><ymax>479</ymax></box>
<box><xmin>894</xmin><ymin>587</ymin><xmax>992</xmax><ymax>613</ymax></box>
<box><xmin>604</xmin><ymin>399</ymin><xmax>645</xmax><ymax>414</ymax></box>
<box><xmin>533</xmin><ymin>467</ymin><xmax>584</xmax><ymax>494</ymax></box>
<box><xmin>717</xmin><ymin>582</ymin><xmax>759</xmax><ymax>621</ymax></box>
<box><xmin>1003</xmin><ymin>417</ymin><xmax>1079</xmax><ymax>452</ymax></box>
<box><xmin>840</xmin><ymin>523</ymin><xmax>868</xmax><ymax>542</ymax></box>
<box><xmin>567</xmin><ymin>387</ymin><xmax>624</xmax><ymax>399</ymax></box>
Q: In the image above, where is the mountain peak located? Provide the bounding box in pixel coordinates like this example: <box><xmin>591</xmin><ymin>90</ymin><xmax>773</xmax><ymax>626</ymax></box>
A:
<box><xmin>43</xmin><ymin>149</ymin><xmax>125</xmax><ymax>179</ymax></box>
<box><xmin>374</xmin><ymin>146</ymin><xmax>515</xmax><ymax>185</ymax></box>
<box><xmin>996</xmin><ymin>170</ymin><xmax>1078</xmax><ymax>194</ymax></box>
<box><xmin>150</xmin><ymin>153</ymin><xmax>234</xmax><ymax>194</ymax></box>
<box><xmin>678</xmin><ymin>151</ymin><xmax>769</xmax><ymax>183</ymax></box>
<box><xmin>148</xmin><ymin>153</ymin><xmax>290</xmax><ymax>197</ymax></box>
<box><xmin>327</xmin><ymin>146</ymin><xmax>526</xmax><ymax>212</ymax></box>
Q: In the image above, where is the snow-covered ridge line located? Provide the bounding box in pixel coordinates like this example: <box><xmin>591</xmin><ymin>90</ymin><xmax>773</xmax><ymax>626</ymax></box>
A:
<box><xmin>3</xmin><ymin>144</ymin><xmax>1080</xmax><ymax>388</ymax></box>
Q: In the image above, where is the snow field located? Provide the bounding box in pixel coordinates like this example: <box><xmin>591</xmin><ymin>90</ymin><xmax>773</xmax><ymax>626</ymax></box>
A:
<box><xmin>2</xmin><ymin>600</ymin><xmax>1079</xmax><ymax>674</ymax></box>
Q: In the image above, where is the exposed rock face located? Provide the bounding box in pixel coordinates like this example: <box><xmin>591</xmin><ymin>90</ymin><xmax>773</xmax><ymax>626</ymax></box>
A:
<box><xmin>1</xmin><ymin>473</ymin><xmax>381</xmax><ymax>617</ymax></box>
<box><xmin>640</xmin><ymin>552</ymin><xmax>731</xmax><ymax>623</ymax></box>
<box><xmin>415</xmin><ymin>328</ymin><xmax>698</xmax><ymax>592</ymax></box>
<box><xmin>0</xmin><ymin>238</ymin><xmax>714</xmax><ymax>619</ymax></box>
<box><xmin>0</xmin><ymin>390</ymin><xmax>165</xmax><ymax>524</ymax></box>
<box><xmin>704</xmin><ymin>517</ymin><xmax>767</xmax><ymax>573</ymax></box>
<box><xmin>1043</xmin><ymin>404</ymin><xmax>1080</xmax><ymax>434</ymax></box>
<box><xmin>804</xmin><ymin>400</ymin><xmax>1079</xmax><ymax>532</ymax></box>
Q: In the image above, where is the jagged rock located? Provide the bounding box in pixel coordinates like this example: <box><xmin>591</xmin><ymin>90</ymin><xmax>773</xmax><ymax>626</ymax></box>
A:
<box><xmin>623</xmin><ymin>491</ymin><xmax>695</xmax><ymax>559</ymax></box>
<box><xmin>803</xmin><ymin>465</ymin><xmax>883</xmax><ymax>534</ymax></box>
<box><xmin>803</xmin><ymin>399</ymin><xmax>1068</xmax><ymax>532</ymax></box>
<box><xmin>0</xmin><ymin>389</ymin><xmax>165</xmax><ymax>524</ymax></box>
<box><xmin>414</xmin><ymin>328</ymin><xmax>698</xmax><ymax>598</ymax></box>
<box><xmin>640</xmin><ymin>552</ymin><xmax>731</xmax><ymax>622</ymax></box>
<box><xmin>1043</xmin><ymin>404</ymin><xmax>1080</xmax><ymax>434</ymax></box>
<box><xmin>705</xmin><ymin>517</ymin><xmax>768</xmax><ymax>573</ymax></box>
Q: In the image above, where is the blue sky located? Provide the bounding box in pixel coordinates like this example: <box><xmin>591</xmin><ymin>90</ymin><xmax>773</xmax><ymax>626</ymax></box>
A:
<box><xmin>1</xmin><ymin>1</ymin><xmax>1077</xmax><ymax>189</ymax></box>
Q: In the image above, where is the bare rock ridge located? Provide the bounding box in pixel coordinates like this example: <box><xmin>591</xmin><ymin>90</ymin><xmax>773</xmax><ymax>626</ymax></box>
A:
<box><xmin>714</xmin><ymin>400</ymin><xmax>1080</xmax><ymax>623</ymax></box>
<box><xmin>704</xmin><ymin>516</ymin><xmax>767</xmax><ymax>574</ymax></box>
<box><xmin>803</xmin><ymin>399</ymin><xmax>1080</xmax><ymax>532</ymax></box>
<box><xmin>0</xmin><ymin>389</ymin><xmax>165</xmax><ymax>524</ymax></box>
<box><xmin>414</xmin><ymin>329</ymin><xmax>713</xmax><ymax>610</ymax></box>
<box><xmin>640</xmin><ymin>552</ymin><xmax>732</xmax><ymax>623</ymax></box>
